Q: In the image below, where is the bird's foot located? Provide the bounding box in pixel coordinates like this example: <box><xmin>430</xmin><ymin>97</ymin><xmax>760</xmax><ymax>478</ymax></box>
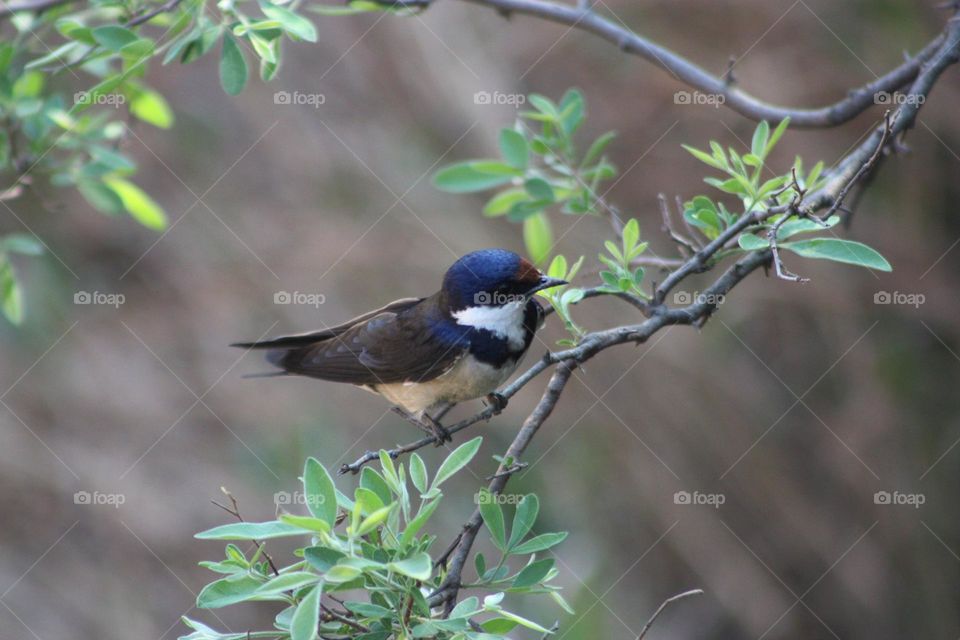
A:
<box><xmin>391</xmin><ymin>407</ymin><xmax>451</xmax><ymax>445</ymax></box>
<box><xmin>485</xmin><ymin>392</ymin><xmax>508</xmax><ymax>415</ymax></box>
<box><xmin>423</xmin><ymin>413</ymin><xmax>452</xmax><ymax>446</ymax></box>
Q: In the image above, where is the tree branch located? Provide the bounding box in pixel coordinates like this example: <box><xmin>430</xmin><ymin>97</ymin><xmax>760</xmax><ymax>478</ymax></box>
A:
<box><xmin>452</xmin><ymin>0</ymin><xmax>947</xmax><ymax>127</ymax></box>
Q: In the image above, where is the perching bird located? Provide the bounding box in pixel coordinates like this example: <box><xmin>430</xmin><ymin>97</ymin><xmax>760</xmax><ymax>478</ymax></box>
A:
<box><xmin>232</xmin><ymin>249</ymin><xmax>566</xmax><ymax>442</ymax></box>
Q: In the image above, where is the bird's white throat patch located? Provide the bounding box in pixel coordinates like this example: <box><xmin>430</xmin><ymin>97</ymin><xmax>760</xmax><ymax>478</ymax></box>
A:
<box><xmin>452</xmin><ymin>301</ymin><xmax>526</xmax><ymax>350</ymax></box>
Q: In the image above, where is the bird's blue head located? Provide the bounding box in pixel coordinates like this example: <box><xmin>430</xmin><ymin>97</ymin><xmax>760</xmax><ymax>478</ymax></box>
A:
<box><xmin>440</xmin><ymin>249</ymin><xmax>567</xmax><ymax>311</ymax></box>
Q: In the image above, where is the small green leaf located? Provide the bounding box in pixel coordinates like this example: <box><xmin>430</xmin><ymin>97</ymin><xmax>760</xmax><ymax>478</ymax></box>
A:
<box><xmin>776</xmin><ymin>215</ymin><xmax>840</xmax><ymax>239</ymax></box>
<box><xmin>290</xmin><ymin>584</ymin><xmax>321</xmax><ymax>640</ymax></box>
<box><xmin>195</xmin><ymin>520</ymin><xmax>310</xmax><ymax>540</ymax></box>
<box><xmin>682</xmin><ymin>144</ymin><xmax>724</xmax><ymax>170</ymax></box>
<box><xmin>256</xmin><ymin>572</ymin><xmax>320</xmax><ymax>596</ymax></box>
<box><xmin>130</xmin><ymin>89</ymin><xmax>174</xmax><ymax>129</ymax></box>
<box><xmin>92</xmin><ymin>25</ymin><xmax>138</xmax><ymax>51</ymax></box>
<box><xmin>219</xmin><ymin>35</ymin><xmax>248</xmax><ymax>96</ymax></box>
<box><xmin>431</xmin><ymin>436</ymin><xmax>482</xmax><ymax>489</ymax></box>
<box><xmin>409</xmin><ymin>453</ymin><xmax>428</xmax><ymax>493</ymax></box>
<box><xmin>509</xmin><ymin>531</ymin><xmax>567</xmax><ymax>555</ymax></box>
<box><xmin>511</xmin><ymin>558</ymin><xmax>554</xmax><ymax>589</ymax></box>
<box><xmin>483</xmin><ymin>188</ymin><xmax>529</xmax><ymax>217</ymax></box>
<box><xmin>388</xmin><ymin>552</ymin><xmax>432</xmax><ymax>580</ymax></box>
<box><xmin>523</xmin><ymin>213</ymin><xmax>552</xmax><ymax>265</ymax></box>
<box><xmin>582</xmin><ymin>130</ymin><xmax>617</xmax><ymax>166</ymax></box>
<box><xmin>479</xmin><ymin>489</ymin><xmax>506</xmax><ymax>550</ymax></box>
<box><xmin>508</xmin><ymin>494</ymin><xmax>539</xmax><ymax>550</ymax></box>
<box><xmin>0</xmin><ymin>258</ymin><xmax>23</xmax><ymax>325</ymax></box>
<box><xmin>261</xmin><ymin>4</ymin><xmax>318</xmax><ymax>42</ymax></box>
<box><xmin>103</xmin><ymin>177</ymin><xmax>168</xmax><ymax>230</ymax></box>
<box><xmin>197</xmin><ymin>574</ymin><xmax>263</xmax><ymax>608</ymax></box>
<box><xmin>781</xmin><ymin>238</ymin><xmax>892</xmax><ymax>271</ymax></box>
<box><xmin>767</xmin><ymin>117</ymin><xmax>790</xmax><ymax>156</ymax></box>
<box><xmin>0</xmin><ymin>234</ymin><xmax>44</xmax><ymax>256</ymax></box>
<box><xmin>737</xmin><ymin>232</ymin><xmax>767</xmax><ymax>251</ymax></box>
<box><xmin>751</xmin><ymin>120</ymin><xmax>769</xmax><ymax>159</ymax></box>
<box><xmin>499</xmin><ymin>129</ymin><xmax>528</xmax><ymax>170</ymax></box>
<box><xmin>433</xmin><ymin>162</ymin><xmax>514</xmax><ymax>193</ymax></box>
<box><xmin>303</xmin><ymin>457</ymin><xmax>338</xmax><ymax>526</ymax></box>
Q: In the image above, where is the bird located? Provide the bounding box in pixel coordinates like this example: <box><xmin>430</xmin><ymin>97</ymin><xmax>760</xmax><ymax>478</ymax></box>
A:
<box><xmin>232</xmin><ymin>249</ymin><xmax>567</xmax><ymax>443</ymax></box>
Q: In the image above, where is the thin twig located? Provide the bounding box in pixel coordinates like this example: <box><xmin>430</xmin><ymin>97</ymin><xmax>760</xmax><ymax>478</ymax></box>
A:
<box><xmin>636</xmin><ymin>589</ymin><xmax>704</xmax><ymax>640</ymax></box>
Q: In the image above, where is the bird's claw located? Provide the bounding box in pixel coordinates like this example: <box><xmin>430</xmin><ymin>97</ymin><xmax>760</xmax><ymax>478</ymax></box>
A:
<box><xmin>486</xmin><ymin>392</ymin><xmax>508</xmax><ymax>415</ymax></box>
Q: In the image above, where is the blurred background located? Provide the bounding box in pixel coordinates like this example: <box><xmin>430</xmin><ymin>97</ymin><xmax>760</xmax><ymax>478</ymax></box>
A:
<box><xmin>1</xmin><ymin>0</ymin><xmax>959</xmax><ymax>638</ymax></box>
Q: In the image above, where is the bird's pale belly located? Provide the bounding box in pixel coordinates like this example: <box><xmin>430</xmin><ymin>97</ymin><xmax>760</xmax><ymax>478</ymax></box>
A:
<box><xmin>373</xmin><ymin>354</ymin><xmax>519</xmax><ymax>416</ymax></box>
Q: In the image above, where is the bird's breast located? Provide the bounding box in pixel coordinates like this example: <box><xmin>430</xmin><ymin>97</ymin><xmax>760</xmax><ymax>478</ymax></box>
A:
<box><xmin>374</xmin><ymin>353</ymin><xmax>520</xmax><ymax>416</ymax></box>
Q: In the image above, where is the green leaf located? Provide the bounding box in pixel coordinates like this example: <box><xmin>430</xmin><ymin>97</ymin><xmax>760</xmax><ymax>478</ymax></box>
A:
<box><xmin>92</xmin><ymin>25</ymin><xmax>138</xmax><ymax>51</ymax></box>
<box><xmin>479</xmin><ymin>489</ymin><xmax>506</xmax><ymax>550</ymax></box>
<box><xmin>483</xmin><ymin>188</ymin><xmax>530</xmax><ymax>217</ymax></box>
<box><xmin>197</xmin><ymin>574</ymin><xmax>263</xmax><ymax>608</ymax></box>
<box><xmin>509</xmin><ymin>531</ymin><xmax>567</xmax><ymax>555</ymax></box>
<box><xmin>102</xmin><ymin>177</ymin><xmax>168</xmax><ymax>230</ymax></box>
<box><xmin>751</xmin><ymin>120</ymin><xmax>769</xmax><ymax>159</ymax></box>
<box><xmin>682</xmin><ymin>144</ymin><xmax>724</xmax><ymax>170</ymax></box>
<box><xmin>0</xmin><ymin>234</ymin><xmax>44</xmax><ymax>256</ymax></box>
<box><xmin>195</xmin><ymin>520</ymin><xmax>310</xmax><ymax>540</ymax></box>
<box><xmin>278</xmin><ymin>514</ymin><xmax>331</xmax><ymax>534</ymax></box>
<box><xmin>130</xmin><ymin>89</ymin><xmax>174</xmax><ymax>129</ymax></box>
<box><xmin>767</xmin><ymin>117</ymin><xmax>790</xmax><ymax>156</ymax></box>
<box><xmin>582</xmin><ymin>130</ymin><xmax>617</xmax><ymax>166</ymax></box>
<box><xmin>388</xmin><ymin>552</ymin><xmax>432</xmax><ymax>580</ymax></box>
<box><xmin>304</xmin><ymin>546</ymin><xmax>345</xmax><ymax>572</ymax></box>
<box><xmin>400</xmin><ymin>495</ymin><xmax>441</xmax><ymax>546</ymax></box>
<box><xmin>431</xmin><ymin>436</ymin><xmax>482</xmax><ymax>489</ymax></box>
<box><xmin>409</xmin><ymin>453</ymin><xmax>428</xmax><ymax>493</ymax></box>
<box><xmin>781</xmin><ymin>238</ymin><xmax>891</xmax><ymax>271</ymax></box>
<box><xmin>290</xmin><ymin>584</ymin><xmax>321</xmax><ymax>640</ymax></box>
<box><xmin>79</xmin><ymin>181</ymin><xmax>124</xmax><ymax>215</ymax></box>
<box><xmin>359</xmin><ymin>467</ymin><xmax>392</xmax><ymax>505</ymax></box>
<box><xmin>523</xmin><ymin>213</ymin><xmax>552</xmax><ymax>265</ymax></box>
<box><xmin>0</xmin><ymin>258</ymin><xmax>23</xmax><ymax>325</ymax></box>
<box><xmin>507</xmin><ymin>494</ymin><xmax>539</xmax><ymax>550</ymax></box>
<box><xmin>524</xmin><ymin>177</ymin><xmax>554</xmax><ymax>202</ymax></box>
<box><xmin>499</xmin><ymin>129</ymin><xmax>528</xmax><ymax>170</ymax></box>
<box><xmin>256</xmin><ymin>571</ymin><xmax>320</xmax><ymax>596</ymax></box>
<box><xmin>737</xmin><ymin>232</ymin><xmax>767</xmax><ymax>251</ymax></box>
<box><xmin>775</xmin><ymin>215</ymin><xmax>840</xmax><ymax>239</ymax></box>
<box><xmin>261</xmin><ymin>4</ymin><xmax>318</xmax><ymax>42</ymax></box>
<box><xmin>433</xmin><ymin>162</ymin><xmax>514</xmax><ymax>193</ymax></box>
<box><xmin>219</xmin><ymin>35</ymin><xmax>248</xmax><ymax>96</ymax></box>
<box><xmin>303</xmin><ymin>457</ymin><xmax>338</xmax><ymax>526</ymax></box>
<box><xmin>511</xmin><ymin>558</ymin><xmax>554</xmax><ymax>589</ymax></box>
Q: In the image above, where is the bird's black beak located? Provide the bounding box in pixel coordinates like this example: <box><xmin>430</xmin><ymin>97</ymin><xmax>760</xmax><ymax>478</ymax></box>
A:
<box><xmin>528</xmin><ymin>275</ymin><xmax>568</xmax><ymax>295</ymax></box>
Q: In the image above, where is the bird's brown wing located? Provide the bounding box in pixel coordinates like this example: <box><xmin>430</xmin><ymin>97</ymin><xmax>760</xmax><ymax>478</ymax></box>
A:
<box><xmin>233</xmin><ymin>297</ymin><xmax>468</xmax><ymax>385</ymax></box>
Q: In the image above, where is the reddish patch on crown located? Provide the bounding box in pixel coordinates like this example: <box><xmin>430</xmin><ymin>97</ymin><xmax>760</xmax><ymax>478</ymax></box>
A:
<box><xmin>515</xmin><ymin>257</ymin><xmax>541</xmax><ymax>283</ymax></box>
